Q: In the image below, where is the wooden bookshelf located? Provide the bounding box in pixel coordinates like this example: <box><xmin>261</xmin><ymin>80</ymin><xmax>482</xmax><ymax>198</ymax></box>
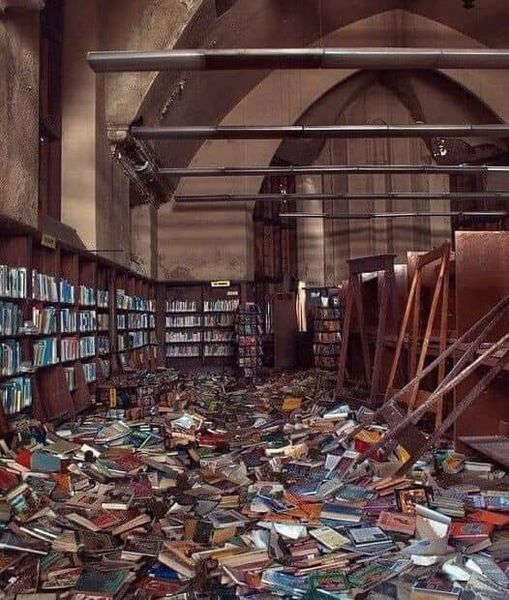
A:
<box><xmin>0</xmin><ymin>218</ymin><xmax>162</xmax><ymax>431</ymax></box>
<box><xmin>164</xmin><ymin>282</ymin><xmax>252</xmax><ymax>369</ymax></box>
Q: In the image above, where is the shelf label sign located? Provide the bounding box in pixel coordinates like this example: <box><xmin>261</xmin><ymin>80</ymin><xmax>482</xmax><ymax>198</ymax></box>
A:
<box><xmin>211</xmin><ymin>280</ymin><xmax>230</xmax><ymax>288</ymax></box>
<box><xmin>41</xmin><ymin>233</ymin><xmax>56</xmax><ymax>249</ymax></box>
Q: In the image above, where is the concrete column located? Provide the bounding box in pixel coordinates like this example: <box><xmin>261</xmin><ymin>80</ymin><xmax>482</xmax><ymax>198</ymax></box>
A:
<box><xmin>296</xmin><ymin>176</ymin><xmax>325</xmax><ymax>287</ymax></box>
<box><xmin>130</xmin><ymin>203</ymin><xmax>158</xmax><ymax>279</ymax></box>
<box><xmin>0</xmin><ymin>7</ymin><xmax>40</xmax><ymax>226</ymax></box>
<box><xmin>61</xmin><ymin>0</ymin><xmax>98</xmax><ymax>249</ymax></box>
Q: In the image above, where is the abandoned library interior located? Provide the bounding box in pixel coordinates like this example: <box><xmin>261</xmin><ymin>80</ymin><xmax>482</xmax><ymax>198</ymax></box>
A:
<box><xmin>2</xmin><ymin>0</ymin><xmax>509</xmax><ymax>597</ymax></box>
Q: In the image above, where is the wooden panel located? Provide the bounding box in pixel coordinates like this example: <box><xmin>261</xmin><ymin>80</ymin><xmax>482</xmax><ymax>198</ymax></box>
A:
<box><xmin>272</xmin><ymin>292</ymin><xmax>297</xmax><ymax>369</ymax></box>
<box><xmin>455</xmin><ymin>231</ymin><xmax>509</xmax><ymax>440</ymax></box>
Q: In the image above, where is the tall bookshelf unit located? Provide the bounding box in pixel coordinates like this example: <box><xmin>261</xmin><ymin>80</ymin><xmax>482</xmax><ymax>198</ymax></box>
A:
<box><xmin>165</xmin><ymin>282</ymin><xmax>249</xmax><ymax>369</ymax></box>
<box><xmin>0</xmin><ymin>218</ymin><xmax>161</xmax><ymax>434</ymax></box>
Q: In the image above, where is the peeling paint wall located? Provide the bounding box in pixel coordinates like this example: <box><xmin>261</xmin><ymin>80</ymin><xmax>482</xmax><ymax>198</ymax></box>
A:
<box><xmin>0</xmin><ymin>8</ymin><xmax>40</xmax><ymax>227</ymax></box>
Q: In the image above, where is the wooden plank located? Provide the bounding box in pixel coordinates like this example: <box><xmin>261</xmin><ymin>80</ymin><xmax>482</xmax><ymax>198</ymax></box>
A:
<box><xmin>455</xmin><ymin>231</ymin><xmax>509</xmax><ymax>440</ymax></box>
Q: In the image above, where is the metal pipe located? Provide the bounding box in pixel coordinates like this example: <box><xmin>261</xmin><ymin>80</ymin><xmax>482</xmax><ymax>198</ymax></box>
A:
<box><xmin>279</xmin><ymin>211</ymin><xmax>508</xmax><ymax>219</ymax></box>
<box><xmin>161</xmin><ymin>164</ymin><xmax>509</xmax><ymax>177</ymax></box>
<box><xmin>174</xmin><ymin>191</ymin><xmax>509</xmax><ymax>203</ymax></box>
<box><xmin>132</xmin><ymin>124</ymin><xmax>509</xmax><ymax>140</ymax></box>
<box><xmin>88</xmin><ymin>48</ymin><xmax>509</xmax><ymax>73</ymax></box>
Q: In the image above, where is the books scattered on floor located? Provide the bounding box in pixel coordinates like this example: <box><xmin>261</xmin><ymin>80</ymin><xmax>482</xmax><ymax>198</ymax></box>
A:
<box><xmin>0</xmin><ymin>367</ymin><xmax>506</xmax><ymax>597</ymax></box>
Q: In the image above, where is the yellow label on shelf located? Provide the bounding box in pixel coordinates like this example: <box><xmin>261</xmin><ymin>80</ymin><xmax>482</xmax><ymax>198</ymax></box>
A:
<box><xmin>41</xmin><ymin>233</ymin><xmax>56</xmax><ymax>249</ymax></box>
<box><xmin>211</xmin><ymin>281</ymin><xmax>230</xmax><ymax>288</ymax></box>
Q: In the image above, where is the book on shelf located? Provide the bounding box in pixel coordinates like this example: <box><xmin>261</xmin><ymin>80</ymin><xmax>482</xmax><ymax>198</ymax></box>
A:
<box><xmin>203</xmin><ymin>343</ymin><xmax>233</xmax><ymax>357</ymax></box>
<box><xmin>83</xmin><ymin>362</ymin><xmax>97</xmax><ymax>383</ymax></box>
<box><xmin>97</xmin><ymin>335</ymin><xmax>110</xmax><ymax>355</ymax></box>
<box><xmin>204</xmin><ymin>299</ymin><xmax>239</xmax><ymax>312</ymax></box>
<box><xmin>31</xmin><ymin>305</ymin><xmax>57</xmax><ymax>335</ymax></box>
<box><xmin>128</xmin><ymin>312</ymin><xmax>148</xmax><ymax>329</ymax></box>
<box><xmin>166</xmin><ymin>300</ymin><xmax>198</xmax><ymax>313</ymax></box>
<box><xmin>64</xmin><ymin>366</ymin><xmax>76</xmax><ymax>391</ymax></box>
<box><xmin>97</xmin><ymin>313</ymin><xmax>109</xmax><ymax>331</ymax></box>
<box><xmin>79</xmin><ymin>336</ymin><xmax>96</xmax><ymax>359</ymax></box>
<box><xmin>117</xmin><ymin>334</ymin><xmax>126</xmax><ymax>351</ymax></box>
<box><xmin>78</xmin><ymin>285</ymin><xmax>95</xmax><ymax>306</ymax></box>
<box><xmin>117</xmin><ymin>313</ymin><xmax>126</xmax><ymax>330</ymax></box>
<box><xmin>203</xmin><ymin>330</ymin><xmax>233</xmax><ymax>342</ymax></box>
<box><xmin>0</xmin><ymin>301</ymin><xmax>23</xmax><ymax>336</ymax></box>
<box><xmin>128</xmin><ymin>331</ymin><xmax>148</xmax><ymax>349</ymax></box>
<box><xmin>166</xmin><ymin>344</ymin><xmax>200</xmax><ymax>358</ymax></box>
<box><xmin>0</xmin><ymin>266</ymin><xmax>27</xmax><ymax>299</ymax></box>
<box><xmin>204</xmin><ymin>314</ymin><xmax>234</xmax><ymax>327</ymax></box>
<box><xmin>61</xmin><ymin>337</ymin><xmax>78</xmax><ymax>362</ymax></box>
<box><xmin>0</xmin><ymin>376</ymin><xmax>32</xmax><ymax>415</ymax></box>
<box><xmin>60</xmin><ymin>309</ymin><xmax>77</xmax><ymax>334</ymax></box>
<box><xmin>32</xmin><ymin>271</ymin><xmax>58</xmax><ymax>302</ymax></box>
<box><xmin>59</xmin><ymin>279</ymin><xmax>75</xmax><ymax>304</ymax></box>
<box><xmin>97</xmin><ymin>289</ymin><xmax>109</xmax><ymax>308</ymax></box>
<box><xmin>78</xmin><ymin>310</ymin><xmax>97</xmax><ymax>332</ymax></box>
<box><xmin>0</xmin><ymin>339</ymin><xmax>23</xmax><ymax>375</ymax></box>
<box><xmin>166</xmin><ymin>315</ymin><xmax>202</xmax><ymax>328</ymax></box>
<box><xmin>166</xmin><ymin>331</ymin><xmax>202</xmax><ymax>343</ymax></box>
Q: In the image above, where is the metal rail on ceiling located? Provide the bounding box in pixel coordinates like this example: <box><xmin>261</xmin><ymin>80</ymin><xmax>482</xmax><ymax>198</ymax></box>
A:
<box><xmin>160</xmin><ymin>164</ymin><xmax>509</xmax><ymax>177</ymax></box>
<box><xmin>131</xmin><ymin>124</ymin><xmax>509</xmax><ymax>140</ymax></box>
<box><xmin>174</xmin><ymin>191</ymin><xmax>509</xmax><ymax>203</ymax></box>
<box><xmin>88</xmin><ymin>48</ymin><xmax>509</xmax><ymax>72</ymax></box>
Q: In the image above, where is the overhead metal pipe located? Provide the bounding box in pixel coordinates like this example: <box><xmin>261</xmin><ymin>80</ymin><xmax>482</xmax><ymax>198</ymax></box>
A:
<box><xmin>174</xmin><ymin>191</ymin><xmax>509</xmax><ymax>203</ymax></box>
<box><xmin>132</xmin><ymin>124</ymin><xmax>509</xmax><ymax>141</ymax></box>
<box><xmin>88</xmin><ymin>48</ymin><xmax>509</xmax><ymax>73</ymax></box>
<box><xmin>160</xmin><ymin>164</ymin><xmax>509</xmax><ymax>178</ymax></box>
<box><xmin>280</xmin><ymin>211</ymin><xmax>509</xmax><ymax>220</ymax></box>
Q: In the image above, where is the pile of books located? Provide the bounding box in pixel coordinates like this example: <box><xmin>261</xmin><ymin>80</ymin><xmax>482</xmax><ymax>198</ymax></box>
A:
<box><xmin>0</xmin><ymin>368</ymin><xmax>505</xmax><ymax>599</ymax></box>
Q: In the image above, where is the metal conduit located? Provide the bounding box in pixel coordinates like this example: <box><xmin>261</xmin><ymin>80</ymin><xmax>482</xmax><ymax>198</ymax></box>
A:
<box><xmin>88</xmin><ymin>48</ymin><xmax>509</xmax><ymax>72</ymax></box>
<box><xmin>160</xmin><ymin>165</ymin><xmax>509</xmax><ymax>177</ymax></box>
<box><xmin>132</xmin><ymin>124</ymin><xmax>509</xmax><ymax>140</ymax></box>
<box><xmin>174</xmin><ymin>191</ymin><xmax>509</xmax><ymax>203</ymax></box>
<box><xmin>279</xmin><ymin>211</ymin><xmax>509</xmax><ymax>220</ymax></box>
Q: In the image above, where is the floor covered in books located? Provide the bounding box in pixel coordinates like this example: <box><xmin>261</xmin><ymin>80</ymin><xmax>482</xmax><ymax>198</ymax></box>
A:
<box><xmin>0</xmin><ymin>368</ymin><xmax>508</xmax><ymax>599</ymax></box>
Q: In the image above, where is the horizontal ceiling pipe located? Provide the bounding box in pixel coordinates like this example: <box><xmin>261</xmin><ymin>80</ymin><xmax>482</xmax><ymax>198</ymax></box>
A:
<box><xmin>280</xmin><ymin>211</ymin><xmax>509</xmax><ymax>220</ymax></box>
<box><xmin>132</xmin><ymin>124</ymin><xmax>509</xmax><ymax>140</ymax></box>
<box><xmin>161</xmin><ymin>164</ymin><xmax>509</xmax><ymax>177</ymax></box>
<box><xmin>88</xmin><ymin>48</ymin><xmax>509</xmax><ymax>73</ymax></box>
<box><xmin>174</xmin><ymin>192</ymin><xmax>509</xmax><ymax>203</ymax></box>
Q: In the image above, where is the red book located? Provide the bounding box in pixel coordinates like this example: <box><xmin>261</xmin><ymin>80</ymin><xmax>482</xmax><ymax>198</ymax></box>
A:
<box><xmin>468</xmin><ymin>510</ymin><xmax>509</xmax><ymax>528</ymax></box>
<box><xmin>0</xmin><ymin>469</ymin><xmax>19</xmax><ymax>492</ymax></box>
<box><xmin>450</xmin><ymin>521</ymin><xmax>493</xmax><ymax>541</ymax></box>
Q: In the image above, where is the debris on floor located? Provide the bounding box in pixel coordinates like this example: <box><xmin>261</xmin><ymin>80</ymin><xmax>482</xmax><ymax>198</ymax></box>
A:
<box><xmin>0</xmin><ymin>369</ymin><xmax>507</xmax><ymax>599</ymax></box>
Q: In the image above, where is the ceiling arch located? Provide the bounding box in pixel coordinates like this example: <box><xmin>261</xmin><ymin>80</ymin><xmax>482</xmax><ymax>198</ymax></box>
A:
<box><xmin>274</xmin><ymin>69</ymin><xmax>507</xmax><ymax>167</ymax></box>
<box><xmin>130</xmin><ymin>1</ymin><xmax>509</xmax><ymax>177</ymax></box>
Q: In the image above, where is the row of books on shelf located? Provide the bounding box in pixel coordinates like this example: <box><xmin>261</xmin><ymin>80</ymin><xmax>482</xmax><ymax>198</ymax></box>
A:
<box><xmin>117</xmin><ymin>331</ymin><xmax>151</xmax><ymax>350</ymax></box>
<box><xmin>166</xmin><ymin>315</ymin><xmax>202</xmax><ymax>328</ymax></box>
<box><xmin>166</xmin><ymin>300</ymin><xmax>198</xmax><ymax>313</ymax></box>
<box><xmin>116</xmin><ymin>290</ymin><xmax>155</xmax><ymax>312</ymax></box>
<box><xmin>0</xmin><ymin>302</ymin><xmax>23</xmax><ymax>336</ymax></box>
<box><xmin>166</xmin><ymin>343</ymin><xmax>234</xmax><ymax>358</ymax></box>
<box><xmin>204</xmin><ymin>299</ymin><xmax>239</xmax><ymax>313</ymax></box>
<box><xmin>166</xmin><ymin>344</ymin><xmax>200</xmax><ymax>358</ymax></box>
<box><xmin>1</xmin><ymin>303</ymin><xmax>110</xmax><ymax>337</ymax></box>
<box><xmin>165</xmin><ymin>330</ymin><xmax>235</xmax><ymax>343</ymax></box>
<box><xmin>0</xmin><ymin>266</ymin><xmax>27</xmax><ymax>299</ymax></box>
<box><xmin>78</xmin><ymin>285</ymin><xmax>95</xmax><ymax>306</ymax></box>
<box><xmin>64</xmin><ymin>362</ymin><xmax>99</xmax><ymax>391</ymax></box>
<box><xmin>0</xmin><ymin>340</ymin><xmax>23</xmax><ymax>376</ymax></box>
<box><xmin>97</xmin><ymin>335</ymin><xmax>110</xmax><ymax>355</ymax></box>
<box><xmin>117</xmin><ymin>314</ymin><xmax>155</xmax><ymax>330</ymax></box>
<box><xmin>314</xmin><ymin>332</ymin><xmax>342</xmax><ymax>344</ymax></box>
<box><xmin>61</xmin><ymin>336</ymin><xmax>96</xmax><ymax>361</ymax></box>
<box><xmin>0</xmin><ymin>376</ymin><xmax>32</xmax><ymax>415</ymax></box>
<box><xmin>313</xmin><ymin>344</ymin><xmax>341</xmax><ymax>356</ymax></box>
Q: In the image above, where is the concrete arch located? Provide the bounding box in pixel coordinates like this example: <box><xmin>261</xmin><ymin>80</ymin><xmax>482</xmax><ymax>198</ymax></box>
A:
<box><xmin>157</xmin><ymin>9</ymin><xmax>509</xmax><ymax>281</ymax></box>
